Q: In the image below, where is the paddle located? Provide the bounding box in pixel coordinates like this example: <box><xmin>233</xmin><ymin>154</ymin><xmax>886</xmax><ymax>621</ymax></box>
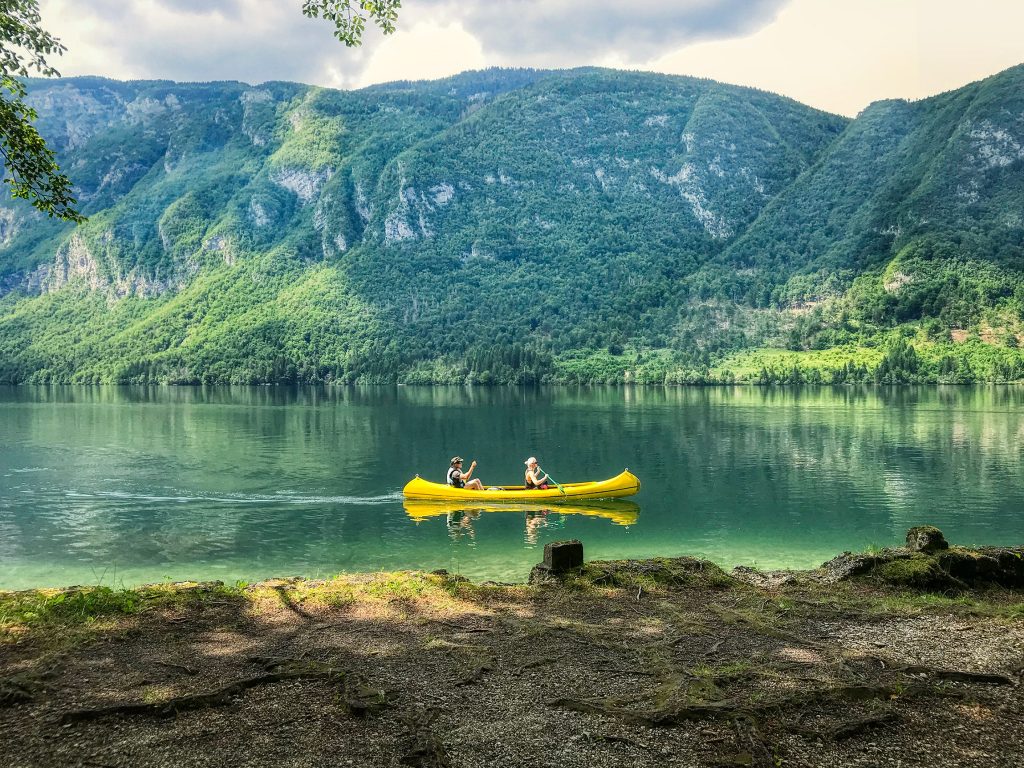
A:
<box><xmin>539</xmin><ymin>467</ymin><xmax>566</xmax><ymax>495</ymax></box>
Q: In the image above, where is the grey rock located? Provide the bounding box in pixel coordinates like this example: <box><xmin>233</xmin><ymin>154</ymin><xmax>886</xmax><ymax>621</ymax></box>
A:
<box><xmin>906</xmin><ymin>526</ymin><xmax>949</xmax><ymax>553</ymax></box>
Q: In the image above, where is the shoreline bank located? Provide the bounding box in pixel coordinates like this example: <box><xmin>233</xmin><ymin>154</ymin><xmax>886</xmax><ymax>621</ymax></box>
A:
<box><xmin>3</xmin><ymin>528</ymin><xmax>1023</xmax><ymax>767</ymax></box>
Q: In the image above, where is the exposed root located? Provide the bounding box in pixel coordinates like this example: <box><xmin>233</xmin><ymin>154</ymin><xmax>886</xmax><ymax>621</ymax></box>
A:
<box><xmin>809</xmin><ymin>711</ymin><xmax>900</xmax><ymax>741</ymax></box>
<box><xmin>343</xmin><ymin>674</ymin><xmax>396</xmax><ymax>716</ymax></box>
<box><xmin>400</xmin><ymin>707</ymin><xmax>450</xmax><ymax>768</ymax></box>
<box><xmin>454</xmin><ymin>660</ymin><xmax>493</xmax><ymax>687</ymax></box>
<box><xmin>548</xmin><ymin>682</ymin><xmax>945</xmax><ymax>729</ymax></box>
<box><xmin>513</xmin><ymin>655</ymin><xmax>561</xmax><ymax>675</ymax></box>
<box><xmin>732</xmin><ymin>715</ymin><xmax>776</xmax><ymax>768</ymax></box>
<box><xmin>59</xmin><ymin>661</ymin><xmax>344</xmax><ymax>724</ymax></box>
<box><xmin>0</xmin><ymin>676</ymin><xmax>37</xmax><ymax>707</ymax></box>
<box><xmin>428</xmin><ymin>619</ymin><xmax>492</xmax><ymax>634</ymax></box>
<box><xmin>153</xmin><ymin>660</ymin><xmax>199</xmax><ymax>676</ymax></box>
<box><xmin>896</xmin><ymin>664</ymin><xmax>1015</xmax><ymax>686</ymax></box>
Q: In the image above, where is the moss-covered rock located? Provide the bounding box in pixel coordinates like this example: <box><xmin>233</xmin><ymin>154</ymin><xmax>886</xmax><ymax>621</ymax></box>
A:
<box><xmin>906</xmin><ymin>526</ymin><xmax>949</xmax><ymax>553</ymax></box>
<box><xmin>870</xmin><ymin>555</ymin><xmax>961</xmax><ymax>589</ymax></box>
<box><xmin>818</xmin><ymin>548</ymin><xmax>912</xmax><ymax>582</ymax></box>
<box><xmin>816</xmin><ymin>529</ymin><xmax>1024</xmax><ymax>591</ymax></box>
<box><xmin>936</xmin><ymin>547</ymin><xmax>1024</xmax><ymax>587</ymax></box>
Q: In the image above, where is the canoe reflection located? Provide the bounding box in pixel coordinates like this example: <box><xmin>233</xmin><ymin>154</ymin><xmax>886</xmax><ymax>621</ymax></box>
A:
<box><xmin>402</xmin><ymin>499</ymin><xmax>641</xmax><ymax>543</ymax></box>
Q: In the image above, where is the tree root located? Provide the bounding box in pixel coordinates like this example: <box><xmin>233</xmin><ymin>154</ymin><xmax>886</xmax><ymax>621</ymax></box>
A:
<box><xmin>400</xmin><ymin>707</ymin><xmax>450</xmax><ymax>768</ymax></box>
<box><xmin>59</xmin><ymin>663</ymin><xmax>344</xmax><ymax>724</ymax></box>
<box><xmin>343</xmin><ymin>674</ymin><xmax>396</xmax><ymax>716</ymax></box>
<box><xmin>513</xmin><ymin>655</ymin><xmax>562</xmax><ymax>675</ymax></box>
<box><xmin>814</xmin><ymin>712</ymin><xmax>900</xmax><ymax>741</ymax></box>
<box><xmin>153</xmin><ymin>660</ymin><xmax>199</xmax><ymax>676</ymax></box>
<box><xmin>895</xmin><ymin>664</ymin><xmax>1015</xmax><ymax>686</ymax></box>
<box><xmin>732</xmin><ymin>716</ymin><xmax>776</xmax><ymax>768</ymax></box>
<box><xmin>0</xmin><ymin>676</ymin><xmax>37</xmax><ymax>707</ymax></box>
<box><xmin>548</xmin><ymin>682</ymin><xmax>946</xmax><ymax>729</ymax></box>
<box><xmin>454</xmin><ymin>661</ymin><xmax>493</xmax><ymax>687</ymax></box>
<box><xmin>428</xmin><ymin>619</ymin><xmax>492</xmax><ymax>633</ymax></box>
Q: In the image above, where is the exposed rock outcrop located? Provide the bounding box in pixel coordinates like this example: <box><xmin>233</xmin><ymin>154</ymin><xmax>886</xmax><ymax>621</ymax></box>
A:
<box><xmin>271</xmin><ymin>167</ymin><xmax>333</xmax><ymax>204</ymax></box>
<box><xmin>531</xmin><ymin>555</ymin><xmax>735</xmax><ymax>588</ymax></box>
<box><xmin>240</xmin><ymin>89</ymin><xmax>274</xmax><ymax>147</ymax></box>
<box><xmin>817</xmin><ymin>528</ymin><xmax>1024</xmax><ymax>589</ymax></box>
<box><xmin>46</xmin><ymin>234</ymin><xmax>107</xmax><ymax>293</ymax></box>
<box><xmin>0</xmin><ymin>208</ymin><xmax>20</xmax><ymax>247</ymax></box>
<box><xmin>730</xmin><ymin>527</ymin><xmax>1024</xmax><ymax>591</ymax></box>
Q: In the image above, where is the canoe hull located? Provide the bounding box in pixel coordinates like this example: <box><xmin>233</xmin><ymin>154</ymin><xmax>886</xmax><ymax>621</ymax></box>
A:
<box><xmin>402</xmin><ymin>470</ymin><xmax>640</xmax><ymax>501</ymax></box>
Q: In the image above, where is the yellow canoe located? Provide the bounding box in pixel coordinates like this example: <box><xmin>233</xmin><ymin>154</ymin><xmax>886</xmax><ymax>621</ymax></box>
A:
<box><xmin>403</xmin><ymin>499</ymin><xmax>640</xmax><ymax>526</ymax></box>
<box><xmin>401</xmin><ymin>469</ymin><xmax>640</xmax><ymax>501</ymax></box>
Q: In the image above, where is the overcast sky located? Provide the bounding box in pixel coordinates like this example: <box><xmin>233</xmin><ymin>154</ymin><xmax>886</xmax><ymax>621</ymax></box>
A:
<box><xmin>39</xmin><ymin>0</ymin><xmax>1024</xmax><ymax>116</ymax></box>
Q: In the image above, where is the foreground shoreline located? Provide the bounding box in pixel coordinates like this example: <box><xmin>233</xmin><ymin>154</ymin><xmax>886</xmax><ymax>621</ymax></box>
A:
<box><xmin>3</xmin><ymin>528</ymin><xmax>1023</xmax><ymax>768</ymax></box>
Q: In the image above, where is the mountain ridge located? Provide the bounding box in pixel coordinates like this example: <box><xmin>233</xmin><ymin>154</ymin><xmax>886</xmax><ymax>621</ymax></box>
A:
<box><xmin>0</xmin><ymin>64</ymin><xmax>1022</xmax><ymax>384</ymax></box>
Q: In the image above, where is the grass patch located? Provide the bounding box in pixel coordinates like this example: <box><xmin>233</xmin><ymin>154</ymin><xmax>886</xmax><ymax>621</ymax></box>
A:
<box><xmin>0</xmin><ymin>581</ymin><xmax>249</xmax><ymax>646</ymax></box>
<box><xmin>0</xmin><ymin>587</ymin><xmax>145</xmax><ymax>630</ymax></box>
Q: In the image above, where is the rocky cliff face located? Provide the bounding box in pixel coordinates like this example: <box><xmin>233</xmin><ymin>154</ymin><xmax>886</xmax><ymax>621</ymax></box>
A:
<box><xmin>1</xmin><ymin>69</ymin><xmax>848</xmax><ymax>303</ymax></box>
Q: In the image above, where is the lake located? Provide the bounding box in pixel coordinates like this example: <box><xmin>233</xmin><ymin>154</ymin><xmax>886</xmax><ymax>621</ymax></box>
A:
<box><xmin>2</xmin><ymin>385</ymin><xmax>1023</xmax><ymax>590</ymax></box>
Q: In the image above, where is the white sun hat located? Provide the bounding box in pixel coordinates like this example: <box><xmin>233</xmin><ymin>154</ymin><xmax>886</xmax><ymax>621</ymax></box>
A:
<box><xmin>524</xmin><ymin>456</ymin><xmax>537</xmax><ymax>465</ymax></box>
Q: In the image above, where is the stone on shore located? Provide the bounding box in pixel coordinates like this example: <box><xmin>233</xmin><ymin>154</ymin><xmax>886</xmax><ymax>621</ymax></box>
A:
<box><xmin>544</xmin><ymin>540</ymin><xmax>584</xmax><ymax>572</ymax></box>
<box><xmin>906</xmin><ymin>525</ymin><xmax>949</xmax><ymax>553</ymax></box>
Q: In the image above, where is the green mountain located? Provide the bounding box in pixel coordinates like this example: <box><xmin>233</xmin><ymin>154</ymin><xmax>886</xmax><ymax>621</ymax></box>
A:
<box><xmin>1</xmin><ymin>65</ymin><xmax>1022</xmax><ymax>384</ymax></box>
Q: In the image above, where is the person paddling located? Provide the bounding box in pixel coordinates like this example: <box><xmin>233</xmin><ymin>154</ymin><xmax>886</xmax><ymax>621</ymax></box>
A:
<box><xmin>524</xmin><ymin>456</ymin><xmax>551</xmax><ymax>490</ymax></box>
<box><xmin>447</xmin><ymin>456</ymin><xmax>483</xmax><ymax>490</ymax></box>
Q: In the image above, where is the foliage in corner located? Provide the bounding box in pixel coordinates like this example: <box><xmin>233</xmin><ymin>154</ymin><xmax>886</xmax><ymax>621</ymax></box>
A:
<box><xmin>302</xmin><ymin>0</ymin><xmax>401</xmax><ymax>47</ymax></box>
<box><xmin>0</xmin><ymin>0</ymin><xmax>83</xmax><ymax>222</ymax></box>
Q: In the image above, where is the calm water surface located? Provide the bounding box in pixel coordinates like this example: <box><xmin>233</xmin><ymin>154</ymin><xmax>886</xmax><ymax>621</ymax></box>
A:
<box><xmin>2</xmin><ymin>385</ymin><xmax>1023</xmax><ymax>589</ymax></box>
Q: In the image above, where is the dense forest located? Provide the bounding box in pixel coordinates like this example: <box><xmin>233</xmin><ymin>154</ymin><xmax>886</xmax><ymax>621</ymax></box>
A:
<box><xmin>1</xmin><ymin>65</ymin><xmax>1023</xmax><ymax>384</ymax></box>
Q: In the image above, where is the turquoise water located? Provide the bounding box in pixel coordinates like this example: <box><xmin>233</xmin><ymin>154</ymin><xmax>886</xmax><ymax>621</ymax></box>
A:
<box><xmin>2</xmin><ymin>385</ymin><xmax>1023</xmax><ymax>589</ymax></box>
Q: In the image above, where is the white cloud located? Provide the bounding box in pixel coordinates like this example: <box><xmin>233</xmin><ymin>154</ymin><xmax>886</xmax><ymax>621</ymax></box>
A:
<box><xmin>36</xmin><ymin>0</ymin><xmax>1024</xmax><ymax>115</ymax></box>
<box><xmin>40</xmin><ymin>0</ymin><xmax>374</xmax><ymax>85</ymax></box>
<box><xmin>39</xmin><ymin>0</ymin><xmax>786</xmax><ymax>87</ymax></box>
<box><xmin>433</xmin><ymin>0</ymin><xmax>788</xmax><ymax>65</ymax></box>
<box><xmin>354</xmin><ymin>21</ymin><xmax>486</xmax><ymax>89</ymax></box>
<box><xmin>646</xmin><ymin>0</ymin><xmax>1024</xmax><ymax>116</ymax></box>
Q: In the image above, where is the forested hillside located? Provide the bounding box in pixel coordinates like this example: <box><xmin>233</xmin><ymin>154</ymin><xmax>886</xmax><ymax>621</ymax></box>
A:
<box><xmin>1</xmin><ymin>65</ymin><xmax>1022</xmax><ymax>384</ymax></box>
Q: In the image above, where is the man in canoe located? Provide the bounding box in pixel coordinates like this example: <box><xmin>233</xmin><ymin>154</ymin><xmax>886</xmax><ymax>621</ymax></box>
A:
<box><xmin>524</xmin><ymin>457</ymin><xmax>551</xmax><ymax>490</ymax></box>
<box><xmin>447</xmin><ymin>456</ymin><xmax>483</xmax><ymax>490</ymax></box>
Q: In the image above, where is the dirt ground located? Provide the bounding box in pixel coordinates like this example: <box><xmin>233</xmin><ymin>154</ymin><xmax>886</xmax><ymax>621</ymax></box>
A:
<box><xmin>1</xmin><ymin>558</ymin><xmax>1023</xmax><ymax>768</ymax></box>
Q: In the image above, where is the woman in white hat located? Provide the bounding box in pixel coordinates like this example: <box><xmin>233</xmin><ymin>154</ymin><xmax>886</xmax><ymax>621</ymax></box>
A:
<box><xmin>523</xmin><ymin>456</ymin><xmax>551</xmax><ymax>490</ymax></box>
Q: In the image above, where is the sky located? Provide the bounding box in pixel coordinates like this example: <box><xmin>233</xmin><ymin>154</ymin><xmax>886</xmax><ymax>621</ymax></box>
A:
<box><xmin>38</xmin><ymin>0</ymin><xmax>1024</xmax><ymax>116</ymax></box>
